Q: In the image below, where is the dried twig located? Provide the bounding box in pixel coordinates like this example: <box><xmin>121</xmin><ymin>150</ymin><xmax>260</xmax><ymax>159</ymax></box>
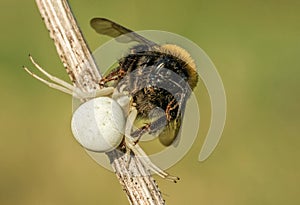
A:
<box><xmin>34</xmin><ymin>0</ymin><xmax>165</xmax><ymax>204</ymax></box>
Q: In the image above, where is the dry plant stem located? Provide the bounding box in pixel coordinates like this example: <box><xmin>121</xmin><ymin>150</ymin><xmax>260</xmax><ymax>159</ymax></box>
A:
<box><xmin>36</xmin><ymin>0</ymin><xmax>101</xmax><ymax>92</ymax></box>
<box><xmin>35</xmin><ymin>0</ymin><xmax>165</xmax><ymax>204</ymax></box>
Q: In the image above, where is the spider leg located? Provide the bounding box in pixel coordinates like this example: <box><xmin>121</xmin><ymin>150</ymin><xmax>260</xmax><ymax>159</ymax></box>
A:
<box><xmin>23</xmin><ymin>55</ymin><xmax>83</xmax><ymax>98</ymax></box>
<box><xmin>124</xmin><ymin>107</ymin><xmax>138</xmax><ymax>167</ymax></box>
<box><xmin>28</xmin><ymin>55</ymin><xmax>75</xmax><ymax>91</ymax></box>
<box><xmin>125</xmin><ymin>107</ymin><xmax>138</xmax><ymax>141</ymax></box>
<box><xmin>95</xmin><ymin>87</ymin><xmax>115</xmax><ymax>97</ymax></box>
<box><xmin>24</xmin><ymin>55</ymin><xmax>115</xmax><ymax>99</ymax></box>
<box><xmin>124</xmin><ymin>109</ymin><xmax>179</xmax><ymax>182</ymax></box>
<box><xmin>23</xmin><ymin>65</ymin><xmax>74</xmax><ymax>96</ymax></box>
<box><xmin>127</xmin><ymin>142</ymin><xmax>179</xmax><ymax>182</ymax></box>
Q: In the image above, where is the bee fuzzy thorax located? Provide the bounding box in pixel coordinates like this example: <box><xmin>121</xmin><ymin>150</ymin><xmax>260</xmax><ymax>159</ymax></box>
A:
<box><xmin>160</xmin><ymin>44</ymin><xmax>198</xmax><ymax>89</ymax></box>
<box><xmin>160</xmin><ymin>44</ymin><xmax>195</xmax><ymax>69</ymax></box>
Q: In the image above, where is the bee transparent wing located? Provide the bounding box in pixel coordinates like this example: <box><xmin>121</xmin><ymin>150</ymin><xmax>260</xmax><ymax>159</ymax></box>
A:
<box><xmin>90</xmin><ymin>18</ymin><xmax>156</xmax><ymax>46</ymax></box>
<box><xmin>158</xmin><ymin>117</ymin><xmax>182</xmax><ymax>147</ymax></box>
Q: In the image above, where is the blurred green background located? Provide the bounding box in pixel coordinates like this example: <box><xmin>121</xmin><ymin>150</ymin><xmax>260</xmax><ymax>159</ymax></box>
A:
<box><xmin>1</xmin><ymin>0</ymin><xmax>299</xmax><ymax>204</ymax></box>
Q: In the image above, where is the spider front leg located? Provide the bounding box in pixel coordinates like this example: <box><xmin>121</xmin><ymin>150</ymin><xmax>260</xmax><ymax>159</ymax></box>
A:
<box><xmin>23</xmin><ymin>55</ymin><xmax>114</xmax><ymax>99</ymax></box>
<box><xmin>124</xmin><ymin>108</ymin><xmax>178</xmax><ymax>182</ymax></box>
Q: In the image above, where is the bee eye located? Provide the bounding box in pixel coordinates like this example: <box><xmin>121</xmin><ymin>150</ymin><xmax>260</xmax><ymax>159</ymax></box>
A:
<box><xmin>71</xmin><ymin>97</ymin><xmax>125</xmax><ymax>152</ymax></box>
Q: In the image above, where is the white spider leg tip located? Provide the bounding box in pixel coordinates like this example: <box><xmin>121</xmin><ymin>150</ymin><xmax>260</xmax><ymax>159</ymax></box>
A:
<box><xmin>24</xmin><ymin>55</ymin><xmax>80</xmax><ymax>97</ymax></box>
<box><xmin>129</xmin><ymin>144</ymin><xmax>179</xmax><ymax>182</ymax></box>
<box><xmin>28</xmin><ymin>55</ymin><xmax>75</xmax><ymax>92</ymax></box>
<box><xmin>121</xmin><ymin>107</ymin><xmax>179</xmax><ymax>181</ymax></box>
<box><xmin>22</xmin><ymin>65</ymin><xmax>74</xmax><ymax>96</ymax></box>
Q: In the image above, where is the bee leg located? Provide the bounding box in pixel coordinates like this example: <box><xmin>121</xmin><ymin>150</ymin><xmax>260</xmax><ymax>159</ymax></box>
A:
<box><xmin>131</xmin><ymin>115</ymin><xmax>168</xmax><ymax>145</ymax></box>
<box><xmin>131</xmin><ymin>123</ymin><xmax>151</xmax><ymax>145</ymax></box>
<box><xmin>165</xmin><ymin>99</ymin><xmax>179</xmax><ymax>121</ymax></box>
<box><xmin>99</xmin><ymin>68</ymin><xmax>126</xmax><ymax>86</ymax></box>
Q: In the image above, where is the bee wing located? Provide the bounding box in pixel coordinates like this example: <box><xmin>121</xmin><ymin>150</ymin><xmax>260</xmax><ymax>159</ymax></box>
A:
<box><xmin>158</xmin><ymin>117</ymin><xmax>182</xmax><ymax>147</ymax></box>
<box><xmin>90</xmin><ymin>18</ymin><xmax>156</xmax><ymax>46</ymax></box>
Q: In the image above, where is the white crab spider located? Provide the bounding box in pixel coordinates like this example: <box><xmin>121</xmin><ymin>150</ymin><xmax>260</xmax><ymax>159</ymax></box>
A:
<box><xmin>23</xmin><ymin>55</ymin><xmax>179</xmax><ymax>182</ymax></box>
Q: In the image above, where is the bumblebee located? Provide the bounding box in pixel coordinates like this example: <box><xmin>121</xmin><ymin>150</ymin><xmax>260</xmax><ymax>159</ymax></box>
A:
<box><xmin>90</xmin><ymin>18</ymin><xmax>198</xmax><ymax>147</ymax></box>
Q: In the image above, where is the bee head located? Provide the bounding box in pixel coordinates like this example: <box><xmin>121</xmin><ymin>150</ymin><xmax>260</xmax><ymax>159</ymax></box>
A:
<box><xmin>160</xmin><ymin>44</ymin><xmax>198</xmax><ymax>89</ymax></box>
